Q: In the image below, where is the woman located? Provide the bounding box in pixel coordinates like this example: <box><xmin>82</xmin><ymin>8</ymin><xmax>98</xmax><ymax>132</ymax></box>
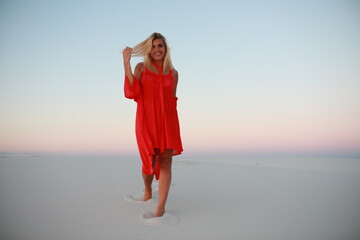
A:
<box><xmin>122</xmin><ymin>33</ymin><xmax>183</xmax><ymax>217</ymax></box>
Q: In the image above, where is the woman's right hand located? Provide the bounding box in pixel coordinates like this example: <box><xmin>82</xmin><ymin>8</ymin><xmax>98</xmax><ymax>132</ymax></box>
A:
<box><xmin>122</xmin><ymin>47</ymin><xmax>132</xmax><ymax>63</ymax></box>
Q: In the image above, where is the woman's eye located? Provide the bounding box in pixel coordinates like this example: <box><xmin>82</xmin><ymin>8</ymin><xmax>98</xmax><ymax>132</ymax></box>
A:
<box><xmin>158</xmin><ymin>44</ymin><xmax>164</xmax><ymax>48</ymax></box>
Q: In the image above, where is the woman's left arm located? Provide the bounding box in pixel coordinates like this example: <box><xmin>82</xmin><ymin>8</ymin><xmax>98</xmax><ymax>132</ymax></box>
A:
<box><xmin>173</xmin><ymin>69</ymin><xmax>179</xmax><ymax>98</ymax></box>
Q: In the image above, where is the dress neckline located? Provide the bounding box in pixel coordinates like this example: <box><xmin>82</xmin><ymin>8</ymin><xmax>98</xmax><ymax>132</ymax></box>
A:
<box><xmin>144</xmin><ymin>64</ymin><xmax>172</xmax><ymax>76</ymax></box>
<box><xmin>153</xmin><ymin>61</ymin><xmax>163</xmax><ymax>73</ymax></box>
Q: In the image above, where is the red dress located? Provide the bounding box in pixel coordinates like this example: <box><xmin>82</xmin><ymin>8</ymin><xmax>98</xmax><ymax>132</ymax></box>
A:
<box><xmin>124</xmin><ymin>64</ymin><xmax>183</xmax><ymax>179</ymax></box>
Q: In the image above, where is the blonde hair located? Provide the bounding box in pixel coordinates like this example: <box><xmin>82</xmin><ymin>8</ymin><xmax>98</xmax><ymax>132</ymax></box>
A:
<box><xmin>132</xmin><ymin>32</ymin><xmax>173</xmax><ymax>73</ymax></box>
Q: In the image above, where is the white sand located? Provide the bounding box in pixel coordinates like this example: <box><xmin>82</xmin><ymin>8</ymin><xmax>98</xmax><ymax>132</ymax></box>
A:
<box><xmin>1</xmin><ymin>153</ymin><xmax>360</xmax><ymax>240</ymax></box>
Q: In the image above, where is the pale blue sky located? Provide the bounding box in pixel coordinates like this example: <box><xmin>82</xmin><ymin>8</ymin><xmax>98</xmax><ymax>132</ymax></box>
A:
<box><xmin>1</xmin><ymin>0</ymin><xmax>359</xmax><ymax>156</ymax></box>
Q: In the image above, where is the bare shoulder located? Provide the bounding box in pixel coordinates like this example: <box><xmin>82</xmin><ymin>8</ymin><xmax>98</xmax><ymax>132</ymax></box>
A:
<box><xmin>134</xmin><ymin>62</ymin><xmax>144</xmax><ymax>80</ymax></box>
<box><xmin>135</xmin><ymin>62</ymin><xmax>144</xmax><ymax>71</ymax></box>
<box><xmin>172</xmin><ymin>68</ymin><xmax>179</xmax><ymax>81</ymax></box>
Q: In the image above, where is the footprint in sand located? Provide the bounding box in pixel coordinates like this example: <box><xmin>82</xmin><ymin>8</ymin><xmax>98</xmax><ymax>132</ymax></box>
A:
<box><xmin>141</xmin><ymin>211</ymin><xmax>179</xmax><ymax>226</ymax></box>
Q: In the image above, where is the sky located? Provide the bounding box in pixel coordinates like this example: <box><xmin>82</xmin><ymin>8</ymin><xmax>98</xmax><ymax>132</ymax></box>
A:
<box><xmin>0</xmin><ymin>0</ymin><xmax>359</xmax><ymax>156</ymax></box>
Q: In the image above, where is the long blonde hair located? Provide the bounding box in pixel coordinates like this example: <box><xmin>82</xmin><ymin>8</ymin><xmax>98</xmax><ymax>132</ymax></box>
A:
<box><xmin>132</xmin><ymin>32</ymin><xmax>173</xmax><ymax>73</ymax></box>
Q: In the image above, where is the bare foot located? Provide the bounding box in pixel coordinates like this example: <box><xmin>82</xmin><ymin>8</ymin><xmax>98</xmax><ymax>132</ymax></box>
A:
<box><xmin>143</xmin><ymin>188</ymin><xmax>152</xmax><ymax>201</ymax></box>
<box><xmin>155</xmin><ymin>207</ymin><xmax>165</xmax><ymax>217</ymax></box>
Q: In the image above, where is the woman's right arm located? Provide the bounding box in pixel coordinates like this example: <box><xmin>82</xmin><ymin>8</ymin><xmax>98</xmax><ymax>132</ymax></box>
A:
<box><xmin>122</xmin><ymin>47</ymin><xmax>143</xmax><ymax>99</ymax></box>
<box><xmin>123</xmin><ymin>47</ymin><xmax>134</xmax><ymax>84</ymax></box>
<box><xmin>122</xmin><ymin>47</ymin><xmax>143</xmax><ymax>84</ymax></box>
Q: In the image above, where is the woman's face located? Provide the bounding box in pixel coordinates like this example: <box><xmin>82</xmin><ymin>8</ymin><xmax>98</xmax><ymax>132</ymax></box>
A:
<box><xmin>151</xmin><ymin>38</ymin><xmax>166</xmax><ymax>62</ymax></box>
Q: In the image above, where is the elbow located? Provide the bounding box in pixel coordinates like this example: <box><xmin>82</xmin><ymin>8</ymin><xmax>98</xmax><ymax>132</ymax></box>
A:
<box><xmin>124</xmin><ymin>89</ymin><xmax>140</xmax><ymax>100</ymax></box>
<box><xmin>124</xmin><ymin>92</ymin><xmax>134</xmax><ymax>99</ymax></box>
<box><xmin>124</xmin><ymin>89</ymin><xmax>135</xmax><ymax>99</ymax></box>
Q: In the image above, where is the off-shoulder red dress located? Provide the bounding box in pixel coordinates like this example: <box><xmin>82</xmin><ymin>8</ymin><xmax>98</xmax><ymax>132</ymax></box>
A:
<box><xmin>124</xmin><ymin>64</ymin><xmax>183</xmax><ymax>179</ymax></box>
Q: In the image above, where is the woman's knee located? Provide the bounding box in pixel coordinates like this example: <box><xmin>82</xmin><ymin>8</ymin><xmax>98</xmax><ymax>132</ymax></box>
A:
<box><xmin>161</xmin><ymin>157</ymin><xmax>172</xmax><ymax>168</ymax></box>
<box><xmin>160</xmin><ymin>150</ymin><xmax>173</xmax><ymax>169</ymax></box>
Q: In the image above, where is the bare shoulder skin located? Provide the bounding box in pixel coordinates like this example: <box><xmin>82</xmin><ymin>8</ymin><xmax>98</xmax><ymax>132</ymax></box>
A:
<box><xmin>173</xmin><ymin>69</ymin><xmax>178</xmax><ymax>98</ymax></box>
<box><xmin>134</xmin><ymin>62</ymin><xmax>144</xmax><ymax>81</ymax></box>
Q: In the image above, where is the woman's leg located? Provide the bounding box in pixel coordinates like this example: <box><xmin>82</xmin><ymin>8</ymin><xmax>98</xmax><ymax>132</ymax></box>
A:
<box><xmin>142</xmin><ymin>153</ymin><xmax>156</xmax><ymax>201</ymax></box>
<box><xmin>142</xmin><ymin>172</ymin><xmax>154</xmax><ymax>201</ymax></box>
<box><xmin>155</xmin><ymin>149</ymin><xmax>173</xmax><ymax>217</ymax></box>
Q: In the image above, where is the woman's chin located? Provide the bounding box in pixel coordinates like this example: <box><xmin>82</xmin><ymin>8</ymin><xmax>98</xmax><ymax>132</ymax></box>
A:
<box><xmin>152</xmin><ymin>56</ymin><xmax>164</xmax><ymax>61</ymax></box>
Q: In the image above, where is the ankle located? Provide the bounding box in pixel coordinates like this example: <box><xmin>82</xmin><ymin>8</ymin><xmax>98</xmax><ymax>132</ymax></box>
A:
<box><xmin>155</xmin><ymin>206</ymin><xmax>165</xmax><ymax>217</ymax></box>
<box><xmin>144</xmin><ymin>186</ymin><xmax>152</xmax><ymax>193</ymax></box>
<box><xmin>143</xmin><ymin>189</ymin><xmax>152</xmax><ymax>201</ymax></box>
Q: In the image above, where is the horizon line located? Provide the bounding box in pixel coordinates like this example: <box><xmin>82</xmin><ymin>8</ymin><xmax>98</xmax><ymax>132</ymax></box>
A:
<box><xmin>1</xmin><ymin>151</ymin><xmax>359</xmax><ymax>159</ymax></box>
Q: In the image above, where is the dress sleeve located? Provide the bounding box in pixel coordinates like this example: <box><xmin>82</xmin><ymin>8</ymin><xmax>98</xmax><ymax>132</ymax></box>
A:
<box><xmin>124</xmin><ymin>75</ymin><xmax>141</xmax><ymax>99</ymax></box>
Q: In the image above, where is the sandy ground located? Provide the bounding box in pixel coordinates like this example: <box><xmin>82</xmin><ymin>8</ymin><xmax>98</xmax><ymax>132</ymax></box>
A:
<box><xmin>0</xmin><ymin>153</ymin><xmax>360</xmax><ymax>240</ymax></box>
